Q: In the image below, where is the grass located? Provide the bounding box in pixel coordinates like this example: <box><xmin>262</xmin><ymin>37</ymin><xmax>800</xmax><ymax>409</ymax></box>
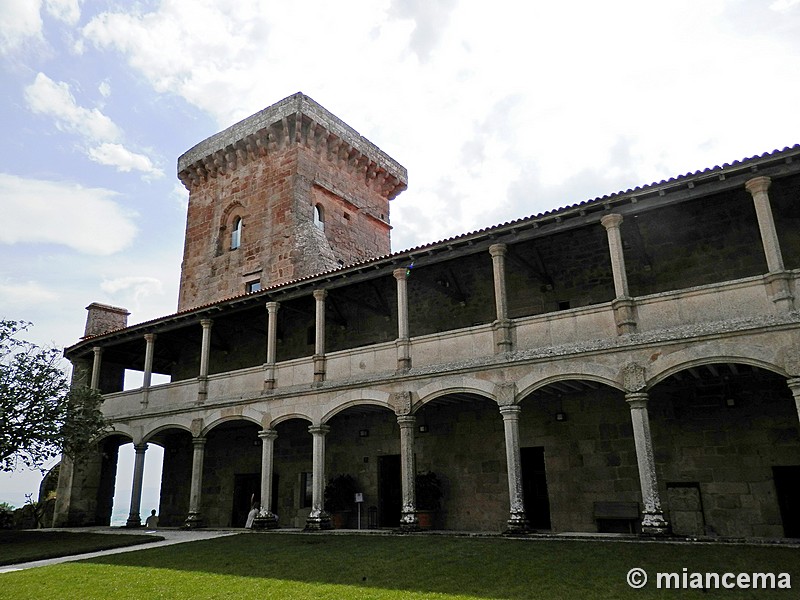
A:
<box><xmin>0</xmin><ymin>530</ymin><xmax>162</xmax><ymax>566</ymax></box>
<box><xmin>0</xmin><ymin>532</ymin><xmax>798</xmax><ymax>599</ymax></box>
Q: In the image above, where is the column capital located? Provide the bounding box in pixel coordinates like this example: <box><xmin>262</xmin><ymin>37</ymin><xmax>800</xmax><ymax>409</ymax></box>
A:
<box><xmin>625</xmin><ymin>391</ymin><xmax>649</xmax><ymax>409</ymax></box>
<box><xmin>266</xmin><ymin>301</ymin><xmax>280</xmax><ymax>313</ymax></box>
<box><xmin>393</xmin><ymin>267</ymin><xmax>408</xmax><ymax>281</ymax></box>
<box><xmin>144</xmin><ymin>333</ymin><xmax>157</xmax><ymax>343</ymax></box>
<box><xmin>308</xmin><ymin>425</ymin><xmax>330</xmax><ymax>436</ymax></box>
<box><xmin>191</xmin><ymin>436</ymin><xmax>207</xmax><ymax>449</ymax></box>
<box><xmin>600</xmin><ymin>213</ymin><xmax>623</xmax><ymax>230</ymax></box>
<box><xmin>313</xmin><ymin>289</ymin><xmax>327</xmax><ymax>301</ymax></box>
<box><xmin>200</xmin><ymin>318</ymin><xmax>213</xmax><ymax>329</ymax></box>
<box><xmin>258</xmin><ymin>428</ymin><xmax>278</xmax><ymax>441</ymax></box>
<box><xmin>397</xmin><ymin>414</ymin><xmax>416</xmax><ymax>428</ymax></box>
<box><xmin>745</xmin><ymin>176</ymin><xmax>771</xmax><ymax>196</ymax></box>
<box><xmin>92</xmin><ymin>345</ymin><xmax>103</xmax><ymax>356</ymax></box>
<box><xmin>133</xmin><ymin>443</ymin><xmax>149</xmax><ymax>454</ymax></box>
<box><xmin>489</xmin><ymin>243</ymin><xmax>507</xmax><ymax>258</ymax></box>
<box><xmin>499</xmin><ymin>404</ymin><xmax>522</xmax><ymax>418</ymax></box>
<box><xmin>787</xmin><ymin>377</ymin><xmax>800</xmax><ymax>393</ymax></box>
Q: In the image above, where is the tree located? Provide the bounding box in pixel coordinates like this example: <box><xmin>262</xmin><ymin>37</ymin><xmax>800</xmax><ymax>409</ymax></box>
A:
<box><xmin>0</xmin><ymin>320</ymin><xmax>109</xmax><ymax>472</ymax></box>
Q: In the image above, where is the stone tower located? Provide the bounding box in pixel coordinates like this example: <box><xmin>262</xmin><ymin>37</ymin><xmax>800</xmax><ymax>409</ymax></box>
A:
<box><xmin>176</xmin><ymin>92</ymin><xmax>408</xmax><ymax>311</ymax></box>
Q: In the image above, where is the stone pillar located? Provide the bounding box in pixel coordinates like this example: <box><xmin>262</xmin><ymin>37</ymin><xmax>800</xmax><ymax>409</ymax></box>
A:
<box><xmin>141</xmin><ymin>333</ymin><xmax>156</xmax><ymax>407</ymax></box>
<box><xmin>393</xmin><ymin>268</ymin><xmax>412</xmax><ymax>371</ymax></box>
<box><xmin>264</xmin><ymin>302</ymin><xmax>279</xmax><ymax>390</ymax></box>
<box><xmin>499</xmin><ymin>405</ymin><xmax>529</xmax><ymax>532</ymax></box>
<box><xmin>197</xmin><ymin>319</ymin><xmax>213</xmax><ymax>404</ymax></box>
<box><xmin>787</xmin><ymin>378</ymin><xmax>800</xmax><ymax>425</ymax></box>
<box><xmin>313</xmin><ymin>290</ymin><xmax>327</xmax><ymax>383</ymax></box>
<box><xmin>489</xmin><ymin>243</ymin><xmax>513</xmax><ymax>353</ymax></box>
<box><xmin>397</xmin><ymin>414</ymin><xmax>418</xmax><ymax>530</ymax></box>
<box><xmin>745</xmin><ymin>176</ymin><xmax>794</xmax><ymax>310</ymax></box>
<box><xmin>305</xmin><ymin>425</ymin><xmax>331</xmax><ymax>530</ymax></box>
<box><xmin>185</xmin><ymin>436</ymin><xmax>206</xmax><ymax>528</ymax></box>
<box><xmin>626</xmin><ymin>392</ymin><xmax>669</xmax><ymax>535</ymax></box>
<box><xmin>601</xmin><ymin>214</ymin><xmax>637</xmax><ymax>334</ymax></box>
<box><xmin>125</xmin><ymin>443</ymin><xmax>148</xmax><ymax>527</ymax></box>
<box><xmin>90</xmin><ymin>346</ymin><xmax>103</xmax><ymax>391</ymax></box>
<box><xmin>253</xmin><ymin>429</ymin><xmax>279</xmax><ymax>529</ymax></box>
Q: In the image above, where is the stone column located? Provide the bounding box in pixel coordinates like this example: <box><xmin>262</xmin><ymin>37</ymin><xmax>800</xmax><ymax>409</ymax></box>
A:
<box><xmin>313</xmin><ymin>290</ymin><xmax>327</xmax><ymax>383</ymax></box>
<box><xmin>787</xmin><ymin>378</ymin><xmax>800</xmax><ymax>425</ymax></box>
<box><xmin>745</xmin><ymin>176</ymin><xmax>794</xmax><ymax>310</ymax></box>
<box><xmin>397</xmin><ymin>414</ymin><xmax>418</xmax><ymax>530</ymax></box>
<box><xmin>601</xmin><ymin>214</ymin><xmax>637</xmax><ymax>334</ymax></box>
<box><xmin>305</xmin><ymin>425</ymin><xmax>331</xmax><ymax>530</ymax></box>
<box><xmin>393</xmin><ymin>268</ymin><xmax>412</xmax><ymax>371</ymax></box>
<box><xmin>499</xmin><ymin>405</ymin><xmax>529</xmax><ymax>532</ymax></box>
<box><xmin>185</xmin><ymin>436</ymin><xmax>206</xmax><ymax>528</ymax></box>
<box><xmin>141</xmin><ymin>333</ymin><xmax>156</xmax><ymax>407</ymax></box>
<box><xmin>253</xmin><ymin>429</ymin><xmax>279</xmax><ymax>529</ymax></box>
<box><xmin>626</xmin><ymin>392</ymin><xmax>669</xmax><ymax>535</ymax></box>
<box><xmin>90</xmin><ymin>346</ymin><xmax>103</xmax><ymax>391</ymax></box>
<box><xmin>197</xmin><ymin>319</ymin><xmax>213</xmax><ymax>404</ymax></box>
<box><xmin>264</xmin><ymin>302</ymin><xmax>279</xmax><ymax>390</ymax></box>
<box><xmin>125</xmin><ymin>443</ymin><xmax>148</xmax><ymax>527</ymax></box>
<box><xmin>489</xmin><ymin>243</ymin><xmax>513</xmax><ymax>353</ymax></box>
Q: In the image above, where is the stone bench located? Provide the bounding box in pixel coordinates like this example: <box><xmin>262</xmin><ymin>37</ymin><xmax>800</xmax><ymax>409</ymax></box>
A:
<box><xmin>593</xmin><ymin>501</ymin><xmax>640</xmax><ymax>533</ymax></box>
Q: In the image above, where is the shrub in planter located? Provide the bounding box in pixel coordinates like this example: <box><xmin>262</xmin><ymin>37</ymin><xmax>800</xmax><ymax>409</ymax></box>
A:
<box><xmin>415</xmin><ymin>472</ymin><xmax>443</xmax><ymax>529</ymax></box>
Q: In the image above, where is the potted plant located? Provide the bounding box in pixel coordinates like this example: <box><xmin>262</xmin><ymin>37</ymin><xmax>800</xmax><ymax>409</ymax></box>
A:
<box><xmin>324</xmin><ymin>474</ymin><xmax>358</xmax><ymax>528</ymax></box>
<box><xmin>415</xmin><ymin>471</ymin><xmax>443</xmax><ymax>530</ymax></box>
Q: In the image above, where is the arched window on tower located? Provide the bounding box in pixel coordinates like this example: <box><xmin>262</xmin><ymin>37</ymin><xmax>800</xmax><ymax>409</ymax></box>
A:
<box><xmin>231</xmin><ymin>217</ymin><xmax>242</xmax><ymax>249</ymax></box>
<box><xmin>313</xmin><ymin>204</ymin><xmax>324</xmax><ymax>231</ymax></box>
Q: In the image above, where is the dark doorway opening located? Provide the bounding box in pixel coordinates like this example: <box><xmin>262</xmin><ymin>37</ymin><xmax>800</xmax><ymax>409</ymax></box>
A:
<box><xmin>232</xmin><ymin>473</ymin><xmax>260</xmax><ymax>527</ymax></box>
<box><xmin>773</xmin><ymin>466</ymin><xmax>800</xmax><ymax>538</ymax></box>
<box><xmin>378</xmin><ymin>455</ymin><xmax>401</xmax><ymax>527</ymax></box>
<box><xmin>521</xmin><ymin>446</ymin><xmax>551</xmax><ymax>530</ymax></box>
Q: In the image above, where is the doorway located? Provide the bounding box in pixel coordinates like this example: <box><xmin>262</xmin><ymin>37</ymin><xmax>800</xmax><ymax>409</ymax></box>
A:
<box><xmin>378</xmin><ymin>455</ymin><xmax>401</xmax><ymax>527</ymax></box>
<box><xmin>773</xmin><ymin>466</ymin><xmax>800</xmax><ymax>537</ymax></box>
<box><xmin>521</xmin><ymin>446</ymin><xmax>551</xmax><ymax>530</ymax></box>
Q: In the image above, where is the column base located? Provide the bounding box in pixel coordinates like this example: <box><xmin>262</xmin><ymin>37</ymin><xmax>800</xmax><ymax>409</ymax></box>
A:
<box><xmin>125</xmin><ymin>516</ymin><xmax>142</xmax><ymax>528</ymax></box>
<box><xmin>492</xmin><ymin>319</ymin><xmax>514</xmax><ymax>353</ymax></box>
<box><xmin>184</xmin><ymin>512</ymin><xmax>204</xmax><ymax>529</ymax></box>
<box><xmin>505</xmin><ymin>512</ymin><xmax>530</xmax><ymax>534</ymax></box>
<box><xmin>252</xmin><ymin>511</ymin><xmax>279</xmax><ymax>530</ymax></box>
<box><xmin>640</xmin><ymin>512</ymin><xmax>670</xmax><ymax>536</ymax></box>
<box><xmin>313</xmin><ymin>355</ymin><xmax>326</xmax><ymax>384</ymax></box>
<box><xmin>399</xmin><ymin>511</ymin><xmax>419</xmax><ymax>532</ymax></box>
<box><xmin>305</xmin><ymin>510</ymin><xmax>332</xmax><ymax>531</ymax></box>
<box><xmin>611</xmin><ymin>297</ymin><xmax>637</xmax><ymax>335</ymax></box>
<box><xmin>764</xmin><ymin>271</ymin><xmax>795</xmax><ymax>311</ymax></box>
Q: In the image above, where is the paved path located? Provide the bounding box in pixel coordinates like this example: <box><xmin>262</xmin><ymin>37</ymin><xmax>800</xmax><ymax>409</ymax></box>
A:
<box><xmin>0</xmin><ymin>528</ymin><xmax>239</xmax><ymax>574</ymax></box>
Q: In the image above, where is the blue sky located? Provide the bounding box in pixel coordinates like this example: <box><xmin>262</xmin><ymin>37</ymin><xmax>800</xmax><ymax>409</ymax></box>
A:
<box><xmin>1</xmin><ymin>0</ymin><xmax>800</xmax><ymax>509</ymax></box>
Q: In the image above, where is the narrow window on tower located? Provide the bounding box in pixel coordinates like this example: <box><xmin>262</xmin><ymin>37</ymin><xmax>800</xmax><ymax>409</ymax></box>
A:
<box><xmin>313</xmin><ymin>204</ymin><xmax>324</xmax><ymax>231</ymax></box>
<box><xmin>245</xmin><ymin>280</ymin><xmax>261</xmax><ymax>293</ymax></box>
<box><xmin>231</xmin><ymin>217</ymin><xmax>243</xmax><ymax>249</ymax></box>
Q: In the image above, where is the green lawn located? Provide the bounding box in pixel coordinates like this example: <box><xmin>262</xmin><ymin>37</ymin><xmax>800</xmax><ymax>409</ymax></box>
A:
<box><xmin>0</xmin><ymin>530</ymin><xmax>162</xmax><ymax>566</ymax></box>
<box><xmin>1</xmin><ymin>533</ymin><xmax>798</xmax><ymax>599</ymax></box>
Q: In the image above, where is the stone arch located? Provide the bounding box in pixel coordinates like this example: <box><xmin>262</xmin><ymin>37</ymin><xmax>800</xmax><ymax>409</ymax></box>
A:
<box><xmin>201</xmin><ymin>407</ymin><xmax>265</xmax><ymax>436</ymax></box>
<box><xmin>143</xmin><ymin>422</ymin><xmax>193</xmax><ymax>444</ymax></box>
<box><xmin>516</xmin><ymin>362</ymin><xmax>623</xmax><ymax>402</ymax></box>
<box><xmin>321</xmin><ymin>389</ymin><xmax>393</xmax><ymax>423</ymax></box>
<box><xmin>97</xmin><ymin>427</ymin><xmax>134</xmax><ymax>444</ymax></box>
<box><xmin>647</xmin><ymin>344</ymin><xmax>787</xmax><ymax>388</ymax></box>
<box><xmin>413</xmin><ymin>376</ymin><xmax>497</xmax><ymax>413</ymax></box>
<box><xmin>270</xmin><ymin>412</ymin><xmax>314</xmax><ymax>428</ymax></box>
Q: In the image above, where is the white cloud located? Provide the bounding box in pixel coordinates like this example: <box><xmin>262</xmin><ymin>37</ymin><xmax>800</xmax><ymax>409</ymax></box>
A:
<box><xmin>100</xmin><ymin>276</ymin><xmax>163</xmax><ymax>308</ymax></box>
<box><xmin>770</xmin><ymin>0</ymin><xmax>800</xmax><ymax>11</ymax></box>
<box><xmin>98</xmin><ymin>79</ymin><xmax>111</xmax><ymax>98</ymax></box>
<box><xmin>0</xmin><ymin>173</ymin><xmax>137</xmax><ymax>255</ymax></box>
<box><xmin>0</xmin><ymin>280</ymin><xmax>59</xmax><ymax>308</ymax></box>
<box><xmin>25</xmin><ymin>72</ymin><xmax>121</xmax><ymax>142</ymax></box>
<box><xmin>0</xmin><ymin>0</ymin><xmax>43</xmax><ymax>54</ymax></box>
<box><xmin>44</xmin><ymin>0</ymin><xmax>80</xmax><ymax>25</ymax></box>
<box><xmin>88</xmin><ymin>143</ymin><xmax>164</xmax><ymax>178</ymax></box>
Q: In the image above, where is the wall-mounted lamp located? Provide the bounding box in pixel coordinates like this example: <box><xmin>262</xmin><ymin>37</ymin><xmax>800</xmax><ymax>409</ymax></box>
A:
<box><xmin>555</xmin><ymin>412</ymin><xmax>567</xmax><ymax>422</ymax></box>
<box><xmin>359</xmin><ymin>429</ymin><xmax>369</xmax><ymax>437</ymax></box>
<box><xmin>725</xmin><ymin>398</ymin><xmax>736</xmax><ymax>407</ymax></box>
<box><xmin>418</xmin><ymin>425</ymin><xmax>429</xmax><ymax>433</ymax></box>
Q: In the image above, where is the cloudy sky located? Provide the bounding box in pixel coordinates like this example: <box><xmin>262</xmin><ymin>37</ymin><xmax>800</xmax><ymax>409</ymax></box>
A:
<box><xmin>2</xmin><ymin>0</ymin><xmax>800</xmax><ymax>506</ymax></box>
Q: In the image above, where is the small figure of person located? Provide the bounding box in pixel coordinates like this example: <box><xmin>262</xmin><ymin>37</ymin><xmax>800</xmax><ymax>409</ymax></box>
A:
<box><xmin>245</xmin><ymin>501</ymin><xmax>259</xmax><ymax>529</ymax></box>
<box><xmin>145</xmin><ymin>509</ymin><xmax>159</xmax><ymax>529</ymax></box>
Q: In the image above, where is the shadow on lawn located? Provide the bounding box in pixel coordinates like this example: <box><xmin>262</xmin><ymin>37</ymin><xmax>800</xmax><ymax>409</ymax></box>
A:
<box><xmin>1</xmin><ymin>530</ymin><xmax>164</xmax><ymax>566</ymax></box>
<box><xmin>83</xmin><ymin>532</ymin><xmax>800</xmax><ymax>599</ymax></box>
